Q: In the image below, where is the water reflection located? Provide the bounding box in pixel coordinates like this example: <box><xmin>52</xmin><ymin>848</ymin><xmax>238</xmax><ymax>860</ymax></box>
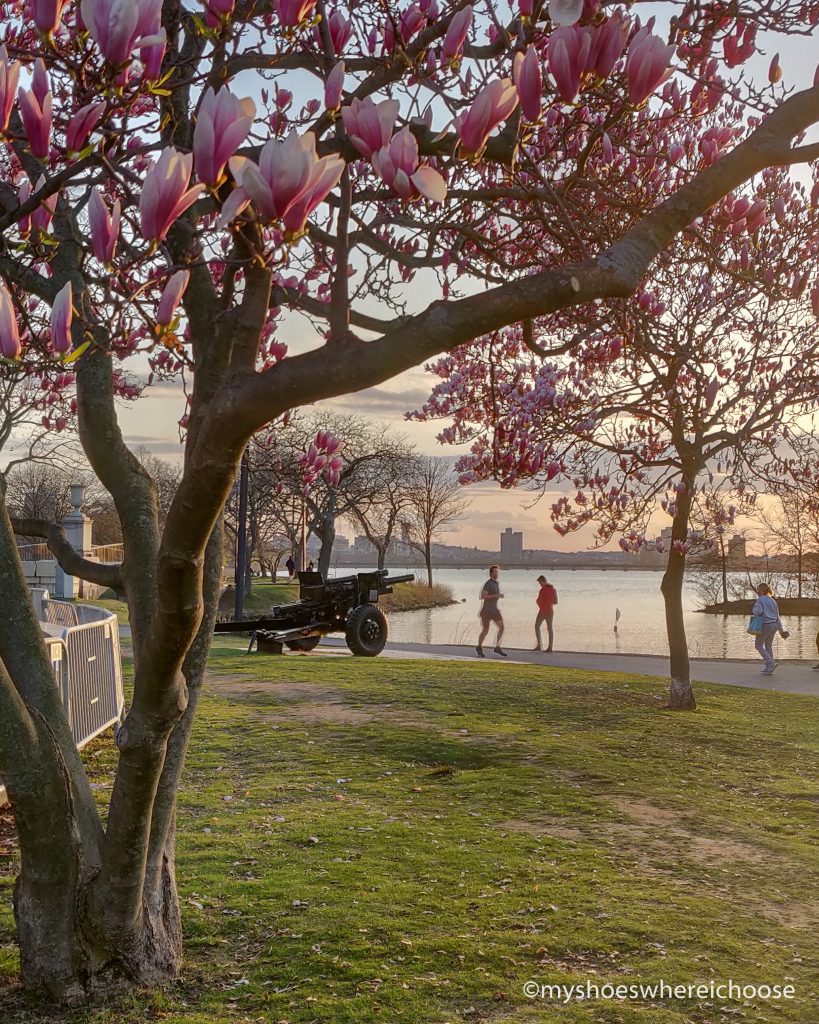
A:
<box><xmin>380</xmin><ymin>567</ymin><xmax>819</xmax><ymax>659</ymax></box>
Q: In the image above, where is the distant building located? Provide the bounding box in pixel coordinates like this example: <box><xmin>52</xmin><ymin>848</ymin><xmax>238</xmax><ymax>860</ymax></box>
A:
<box><xmin>626</xmin><ymin>529</ymin><xmax>748</xmax><ymax>569</ymax></box>
<box><xmin>500</xmin><ymin>527</ymin><xmax>523</xmax><ymax>561</ymax></box>
<box><xmin>726</xmin><ymin>534</ymin><xmax>746</xmax><ymax>566</ymax></box>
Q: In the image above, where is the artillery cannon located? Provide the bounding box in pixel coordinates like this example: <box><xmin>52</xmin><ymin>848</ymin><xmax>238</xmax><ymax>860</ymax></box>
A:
<box><xmin>214</xmin><ymin>569</ymin><xmax>414</xmax><ymax>656</ymax></box>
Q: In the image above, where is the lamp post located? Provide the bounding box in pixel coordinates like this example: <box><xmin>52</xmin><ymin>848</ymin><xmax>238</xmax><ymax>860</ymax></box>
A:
<box><xmin>301</xmin><ymin>495</ymin><xmax>307</xmax><ymax>571</ymax></box>
<box><xmin>234</xmin><ymin>453</ymin><xmax>249</xmax><ymax>621</ymax></box>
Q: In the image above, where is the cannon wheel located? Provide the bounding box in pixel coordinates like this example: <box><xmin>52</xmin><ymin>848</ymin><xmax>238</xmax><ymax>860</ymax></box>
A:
<box><xmin>346</xmin><ymin>604</ymin><xmax>388</xmax><ymax>656</ymax></box>
<box><xmin>285</xmin><ymin>636</ymin><xmax>321</xmax><ymax>652</ymax></box>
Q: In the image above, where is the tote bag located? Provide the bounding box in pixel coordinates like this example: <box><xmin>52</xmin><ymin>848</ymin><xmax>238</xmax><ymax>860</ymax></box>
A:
<box><xmin>747</xmin><ymin>614</ymin><xmax>764</xmax><ymax>635</ymax></box>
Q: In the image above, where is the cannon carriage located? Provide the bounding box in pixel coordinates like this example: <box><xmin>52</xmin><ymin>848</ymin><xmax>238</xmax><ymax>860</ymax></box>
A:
<box><xmin>214</xmin><ymin>569</ymin><xmax>414</xmax><ymax>656</ymax></box>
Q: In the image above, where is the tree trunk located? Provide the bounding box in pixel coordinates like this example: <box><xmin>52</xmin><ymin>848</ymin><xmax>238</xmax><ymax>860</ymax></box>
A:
<box><xmin>424</xmin><ymin>540</ymin><xmax>433</xmax><ymax>588</ymax></box>
<box><xmin>8</xmin><ymin>701</ymin><xmax>183</xmax><ymax>1002</ymax></box>
<box><xmin>660</xmin><ymin>484</ymin><xmax>696</xmax><ymax>711</ymax></box>
<box><xmin>377</xmin><ymin>545</ymin><xmax>386</xmax><ymax>571</ymax></box>
<box><xmin>720</xmin><ymin>538</ymin><xmax>728</xmax><ymax>605</ymax></box>
<box><xmin>13</xmin><ymin>795</ymin><xmax>183</xmax><ymax>1003</ymax></box>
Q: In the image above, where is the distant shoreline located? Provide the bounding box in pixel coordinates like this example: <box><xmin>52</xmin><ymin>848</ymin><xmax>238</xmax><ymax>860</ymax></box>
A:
<box><xmin>332</xmin><ymin>563</ymin><xmax>664</xmax><ymax>572</ymax></box>
<box><xmin>700</xmin><ymin>598</ymin><xmax>819</xmax><ymax>616</ymax></box>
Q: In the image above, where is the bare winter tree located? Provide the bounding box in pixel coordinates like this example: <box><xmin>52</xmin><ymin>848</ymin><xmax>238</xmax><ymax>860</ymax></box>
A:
<box><xmin>347</xmin><ymin>437</ymin><xmax>418</xmax><ymax>570</ymax></box>
<box><xmin>402</xmin><ymin>457</ymin><xmax>471</xmax><ymax>587</ymax></box>
<box><xmin>4</xmin><ymin>461</ymin><xmax>75</xmax><ymax>524</ymax></box>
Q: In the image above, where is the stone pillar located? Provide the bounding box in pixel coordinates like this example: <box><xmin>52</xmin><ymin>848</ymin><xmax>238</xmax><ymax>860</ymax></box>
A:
<box><xmin>55</xmin><ymin>484</ymin><xmax>93</xmax><ymax>599</ymax></box>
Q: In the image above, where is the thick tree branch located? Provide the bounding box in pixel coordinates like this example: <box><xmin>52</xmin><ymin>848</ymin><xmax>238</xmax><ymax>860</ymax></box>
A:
<box><xmin>11</xmin><ymin>517</ymin><xmax>123</xmax><ymax>590</ymax></box>
<box><xmin>231</xmin><ymin>81</ymin><xmax>819</xmax><ymax>432</ymax></box>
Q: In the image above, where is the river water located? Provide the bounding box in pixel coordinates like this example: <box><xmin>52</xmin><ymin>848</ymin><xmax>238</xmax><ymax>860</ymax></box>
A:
<box><xmin>348</xmin><ymin>567</ymin><xmax>819</xmax><ymax>660</ymax></box>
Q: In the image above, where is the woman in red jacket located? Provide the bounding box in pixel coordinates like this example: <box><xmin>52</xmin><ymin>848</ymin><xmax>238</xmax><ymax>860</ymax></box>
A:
<box><xmin>534</xmin><ymin>575</ymin><xmax>558</xmax><ymax>652</ymax></box>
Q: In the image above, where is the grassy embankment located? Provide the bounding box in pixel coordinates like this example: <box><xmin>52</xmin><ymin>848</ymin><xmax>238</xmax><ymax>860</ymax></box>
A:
<box><xmin>231</xmin><ymin>578</ymin><xmax>454</xmax><ymax>616</ymax></box>
<box><xmin>2</xmin><ymin>645</ymin><xmax>818</xmax><ymax>1023</ymax></box>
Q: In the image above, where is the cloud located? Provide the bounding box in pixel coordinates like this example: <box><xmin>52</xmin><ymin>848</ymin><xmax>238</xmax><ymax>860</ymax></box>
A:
<box><xmin>129</xmin><ymin>376</ymin><xmax>186</xmax><ymax>400</ymax></box>
<box><xmin>124</xmin><ymin>436</ymin><xmax>184</xmax><ymax>457</ymax></box>
<box><xmin>321</xmin><ymin>385</ymin><xmax>431</xmax><ymax>417</ymax></box>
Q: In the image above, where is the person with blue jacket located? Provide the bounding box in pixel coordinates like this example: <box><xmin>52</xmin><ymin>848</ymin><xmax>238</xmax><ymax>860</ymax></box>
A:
<box><xmin>752</xmin><ymin>583</ymin><xmax>789</xmax><ymax>676</ymax></box>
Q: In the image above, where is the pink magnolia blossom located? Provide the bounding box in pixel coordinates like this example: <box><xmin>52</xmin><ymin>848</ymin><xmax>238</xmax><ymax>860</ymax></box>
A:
<box><xmin>31</xmin><ymin>175</ymin><xmax>57</xmax><ymax>233</ymax></box>
<box><xmin>66</xmin><ymin>100</ymin><xmax>105</xmax><ymax>152</ymax></box>
<box><xmin>0</xmin><ymin>46</ymin><xmax>20</xmax><ymax>134</ymax></box>
<box><xmin>723</xmin><ymin>21</ymin><xmax>756</xmax><ymax>68</ymax></box>
<box><xmin>341</xmin><ymin>96</ymin><xmax>399</xmax><ymax>160</ymax></box>
<box><xmin>88</xmin><ymin>186</ymin><xmax>121</xmax><ymax>263</ymax></box>
<box><xmin>229</xmin><ymin>130</ymin><xmax>344</xmax><ymax>235</ymax></box>
<box><xmin>140</xmin><ymin>28</ymin><xmax>166</xmax><ymax>80</ymax></box>
<box><xmin>441</xmin><ymin>6</ymin><xmax>472</xmax><ymax>63</ymax></box>
<box><xmin>371</xmin><ymin>128</ymin><xmax>447</xmax><ymax>202</ymax></box>
<box><xmin>217</xmin><ymin>185</ymin><xmax>250</xmax><ymax>229</ymax></box>
<box><xmin>51</xmin><ymin>282</ymin><xmax>73</xmax><ymax>353</ymax></box>
<box><xmin>458</xmin><ymin>79</ymin><xmax>519</xmax><ymax>157</ymax></box>
<box><xmin>32</xmin><ymin>0</ymin><xmax>66</xmax><ymax>35</ymax></box>
<box><xmin>279</xmin><ymin>165</ymin><xmax>345</xmax><ymax>236</ymax></box>
<box><xmin>548</xmin><ymin>25</ymin><xmax>592</xmax><ymax>103</ymax></box>
<box><xmin>202</xmin><ymin>0</ymin><xmax>234</xmax><ymax>27</ymax></box>
<box><xmin>315</xmin><ymin>11</ymin><xmax>353</xmax><ymax>53</ymax></box>
<box><xmin>587</xmin><ymin>12</ymin><xmax>630</xmax><ymax>78</ymax></box>
<box><xmin>517</xmin><ymin>0</ymin><xmax>534</xmax><ymax>15</ymax></box>
<box><xmin>274</xmin><ymin>0</ymin><xmax>317</xmax><ymax>28</ymax></box>
<box><xmin>324</xmin><ymin>61</ymin><xmax>345</xmax><ymax>113</ymax></box>
<box><xmin>193</xmin><ymin>87</ymin><xmax>256</xmax><ymax>185</ymax></box>
<box><xmin>549</xmin><ymin>0</ymin><xmax>583</xmax><ymax>26</ymax></box>
<box><xmin>80</xmin><ymin>0</ymin><xmax>163</xmax><ymax>66</ymax></box>
<box><xmin>156</xmin><ymin>270</ymin><xmax>190</xmax><ymax>327</ymax></box>
<box><xmin>18</xmin><ymin>83</ymin><xmax>52</xmax><ymax>159</ymax></box>
<box><xmin>513</xmin><ymin>45</ymin><xmax>542</xmax><ymax>122</ymax></box>
<box><xmin>16</xmin><ymin>180</ymin><xmax>32</xmax><ymax>237</ymax></box>
<box><xmin>399</xmin><ymin>3</ymin><xmax>426</xmax><ymax>41</ymax></box>
<box><xmin>0</xmin><ymin>282</ymin><xmax>20</xmax><ymax>359</ymax></box>
<box><xmin>30</xmin><ymin>58</ymin><xmax>50</xmax><ymax>107</ymax></box>
<box><xmin>139</xmin><ymin>148</ymin><xmax>205</xmax><ymax>243</ymax></box>
<box><xmin>625</xmin><ymin>28</ymin><xmax>675</xmax><ymax>106</ymax></box>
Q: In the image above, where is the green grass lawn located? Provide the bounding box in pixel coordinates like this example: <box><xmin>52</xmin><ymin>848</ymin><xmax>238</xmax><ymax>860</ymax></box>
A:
<box><xmin>2</xmin><ymin>646</ymin><xmax>819</xmax><ymax>1022</ymax></box>
<box><xmin>77</xmin><ymin>595</ymin><xmax>131</xmax><ymax>623</ymax></box>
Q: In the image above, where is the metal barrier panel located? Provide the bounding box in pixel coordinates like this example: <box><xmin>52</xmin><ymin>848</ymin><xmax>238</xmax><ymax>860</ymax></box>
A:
<box><xmin>42</xmin><ymin>598</ymin><xmax>79</xmax><ymax>628</ymax></box>
<box><xmin>0</xmin><ymin>638</ymin><xmax>69</xmax><ymax>806</ymax></box>
<box><xmin>62</xmin><ymin>619</ymin><xmax>124</xmax><ymax>747</ymax></box>
<box><xmin>1</xmin><ymin>601</ymin><xmax>125</xmax><ymax>807</ymax></box>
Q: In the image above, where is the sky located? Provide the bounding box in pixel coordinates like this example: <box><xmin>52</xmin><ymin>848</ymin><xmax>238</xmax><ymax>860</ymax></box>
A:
<box><xmin>91</xmin><ymin>11</ymin><xmax>819</xmax><ymax>553</ymax></box>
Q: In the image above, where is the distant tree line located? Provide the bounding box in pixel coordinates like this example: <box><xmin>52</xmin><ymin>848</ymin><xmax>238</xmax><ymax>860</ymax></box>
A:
<box><xmin>224</xmin><ymin>414</ymin><xmax>470</xmax><ymax>588</ymax></box>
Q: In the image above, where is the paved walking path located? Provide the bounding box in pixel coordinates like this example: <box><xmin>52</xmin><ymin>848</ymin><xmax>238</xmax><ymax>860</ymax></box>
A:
<box><xmin>315</xmin><ymin>637</ymin><xmax>819</xmax><ymax>698</ymax></box>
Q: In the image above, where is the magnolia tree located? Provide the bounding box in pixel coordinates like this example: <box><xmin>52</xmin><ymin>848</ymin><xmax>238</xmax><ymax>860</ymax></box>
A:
<box><xmin>1</xmin><ymin>0</ymin><xmax>819</xmax><ymax>1001</ymax></box>
<box><xmin>417</xmin><ymin>173</ymin><xmax>819</xmax><ymax>708</ymax></box>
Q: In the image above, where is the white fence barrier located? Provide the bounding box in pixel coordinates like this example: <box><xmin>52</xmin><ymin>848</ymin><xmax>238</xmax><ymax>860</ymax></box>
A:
<box><xmin>0</xmin><ymin>596</ymin><xmax>125</xmax><ymax>807</ymax></box>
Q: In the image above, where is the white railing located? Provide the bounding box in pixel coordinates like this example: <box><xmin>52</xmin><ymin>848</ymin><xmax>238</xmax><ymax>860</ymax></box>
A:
<box><xmin>90</xmin><ymin>542</ymin><xmax>124</xmax><ymax>564</ymax></box>
<box><xmin>16</xmin><ymin>541</ymin><xmax>53</xmax><ymax>561</ymax></box>
<box><xmin>0</xmin><ymin>596</ymin><xmax>125</xmax><ymax>807</ymax></box>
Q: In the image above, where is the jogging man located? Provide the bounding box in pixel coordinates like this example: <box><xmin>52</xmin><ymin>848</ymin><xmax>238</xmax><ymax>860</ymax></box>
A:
<box><xmin>477</xmin><ymin>565</ymin><xmax>506</xmax><ymax>658</ymax></box>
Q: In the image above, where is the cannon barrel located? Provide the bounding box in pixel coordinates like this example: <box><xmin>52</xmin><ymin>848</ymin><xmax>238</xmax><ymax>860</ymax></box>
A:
<box><xmin>381</xmin><ymin>573</ymin><xmax>415</xmax><ymax>586</ymax></box>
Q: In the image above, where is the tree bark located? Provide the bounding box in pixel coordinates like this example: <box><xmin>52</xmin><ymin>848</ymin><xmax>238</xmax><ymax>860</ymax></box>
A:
<box><xmin>424</xmin><ymin>540</ymin><xmax>433</xmax><ymax>588</ymax></box>
<box><xmin>660</xmin><ymin>482</ymin><xmax>696</xmax><ymax>711</ymax></box>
